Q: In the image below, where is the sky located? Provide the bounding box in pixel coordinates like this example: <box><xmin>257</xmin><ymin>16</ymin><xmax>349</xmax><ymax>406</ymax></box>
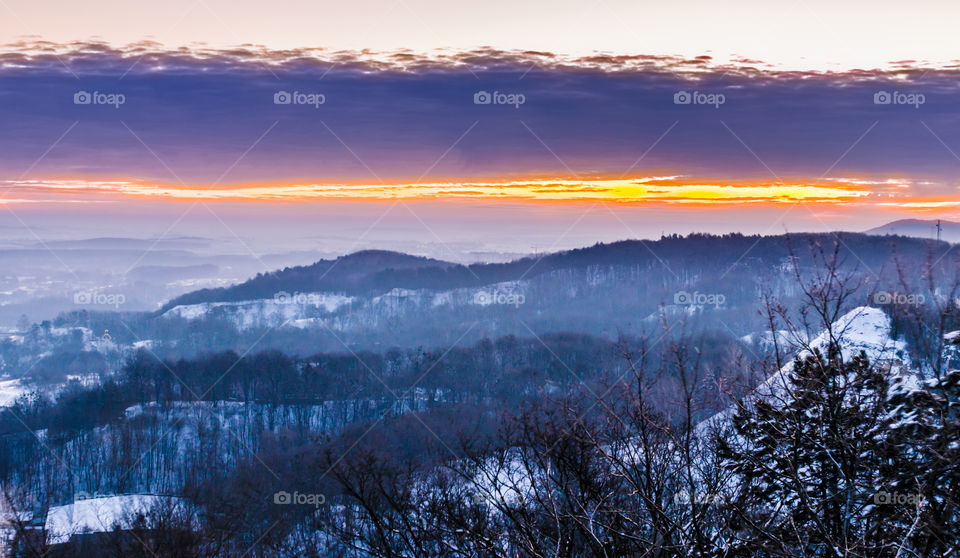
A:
<box><xmin>0</xmin><ymin>1</ymin><xmax>958</xmax><ymax>259</ymax></box>
<box><xmin>4</xmin><ymin>0</ymin><xmax>960</xmax><ymax>70</ymax></box>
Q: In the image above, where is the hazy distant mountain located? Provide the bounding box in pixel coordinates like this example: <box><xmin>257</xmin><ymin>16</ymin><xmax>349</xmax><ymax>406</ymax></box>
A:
<box><xmin>866</xmin><ymin>219</ymin><xmax>960</xmax><ymax>243</ymax></box>
<box><xmin>145</xmin><ymin>233</ymin><xmax>958</xmax><ymax>355</ymax></box>
<box><xmin>35</xmin><ymin>236</ymin><xmax>213</xmax><ymax>251</ymax></box>
<box><xmin>0</xmin><ymin>236</ymin><xmax>338</xmax><ymax>327</ymax></box>
<box><xmin>158</xmin><ymin>249</ymin><xmax>451</xmax><ymax>312</ymax></box>
<box><xmin>163</xmin><ymin>233</ymin><xmax>948</xmax><ymax>313</ymax></box>
<box><xmin>126</xmin><ymin>264</ymin><xmax>221</xmax><ymax>282</ymax></box>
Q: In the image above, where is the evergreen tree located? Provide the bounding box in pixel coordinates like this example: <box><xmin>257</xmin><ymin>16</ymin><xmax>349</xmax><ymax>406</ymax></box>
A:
<box><xmin>881</xmin><ymin>368</ymin><xmax>960</xmax><ymax>555</ymax></box>
<box><xmin>719</xmin><ymin>346</ymin><xmax>902</xmax><ymax>556</ymax></box>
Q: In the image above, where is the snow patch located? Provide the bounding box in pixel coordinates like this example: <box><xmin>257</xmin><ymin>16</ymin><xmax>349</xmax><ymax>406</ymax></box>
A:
<box><xmin>0</xmin><ymin>379</ymin><xmax>26</xmax><ymax>407</ymax></box>
<box><xmin>163</xmin><ymin>293</ymin><xmax>354</xmax><ymax>329</ymax></box>
<box><xmin>45</xmin><ymin>494</ymin><xmax>188</xmax><ymax>545</ymax></box>
<box><xmin>699</xmin><ymin>306</ymin><xmax>911</xmax><ymax>435</ymax></box>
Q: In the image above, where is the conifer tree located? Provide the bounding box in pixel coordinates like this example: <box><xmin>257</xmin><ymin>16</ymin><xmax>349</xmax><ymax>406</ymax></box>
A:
<box><xmin>719</xmin><ymin>346</ymin><xmax>900</xmax><ymax>556</ymax></box>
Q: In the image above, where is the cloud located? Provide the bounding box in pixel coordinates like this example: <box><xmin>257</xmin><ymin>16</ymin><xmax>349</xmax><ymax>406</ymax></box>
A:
<box><xmin>1</xmin><ymin>41</ymin><xmax>960</xmax><ymax>201</ymax></box>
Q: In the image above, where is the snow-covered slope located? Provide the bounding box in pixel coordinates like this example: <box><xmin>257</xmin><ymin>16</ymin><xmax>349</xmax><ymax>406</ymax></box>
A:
<box><xmin>164</xmin><ymin>292</ymin><xmax>354</xmax><ymax>328</ymax></box>
<box><xmin>699</xmin><ymin>306</ymin><xmax>911</xmax><ymax>434</ymax></box>
<box><xmin>756</xmin><ymin>306</ymin><xmax>908</xmax><ymax>396</ymax></box>
<box><xmin>45</xmin><ymin>494</ymin><xmax>188</xmax><ymax>545</ymax></box>
<box><xmin>0</xmin><ymin>379</ymin><xmax>26</xmax><ymax>407</ymax></box>
<box><xmin>161</xmin><ymin>280</ymin><xmax>530</xmax><ymax>331</ymax></box>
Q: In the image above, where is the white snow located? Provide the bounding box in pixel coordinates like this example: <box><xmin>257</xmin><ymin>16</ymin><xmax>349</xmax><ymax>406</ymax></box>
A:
<box><xmin>699</xmin><ymin>306</ymin><xmax>911</xmax><ymax>435</ymax></box>
<box><xmin>164</xmin><ymin>293</ymin><xmax>354</xmax><ymax>328</ymax></box>
<box><xmin>160</xmin><ymin>281</ymin><xmax>531</xmax><ymax>331</ymax></box>
<box><xmin>741</xmin><ymin>329</ymin><xmax>809</xmax><ymax>348</ymax></box>
<box><xmin>754</xmin><ymin>306</ymin><xmax>909</xmax><ymax>398</ymax></box>
<box><xmin>45</xmin><ymin>494</ymin><xmax>187</xmax><ymax>545</ymax></box>
<box><xmin>0</xmin><ymin>379</ymin><xmax>26</xmax><ymax>407</ymax></box>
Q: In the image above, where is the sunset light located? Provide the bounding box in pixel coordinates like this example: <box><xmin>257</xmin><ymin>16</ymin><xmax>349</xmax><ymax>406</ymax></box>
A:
<box><xmin>1</xmin><ymin>2</ymin><xmax>959</xmax><ymax>555</ymax></box>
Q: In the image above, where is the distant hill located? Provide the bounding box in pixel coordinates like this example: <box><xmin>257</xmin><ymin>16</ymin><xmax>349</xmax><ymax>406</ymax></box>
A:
<box><xmin>158</xmin><ymin>233</ymin><xmax>949</xmax><ymax>314</ymax></box>
<box><xmin>36</xmin><ymin>236</ymin><xmax>212</xmax><ymax>251</ymax></box>
<box><xmin>157</xmin><ymin>250</ymin><xmax>451</xmax><ymax>312</ymax></box>
<box><xmin>866</xmin><ymin>219</ymin><xmax>960</xmax><ymax>243</ymax></box>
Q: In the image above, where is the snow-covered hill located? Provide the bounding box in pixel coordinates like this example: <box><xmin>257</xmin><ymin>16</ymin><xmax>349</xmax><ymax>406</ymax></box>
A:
<box><xmin>757</xmin><ymin>307</ymin><xmax>907</xmax><ymax>392</ymax></box>
<box><xmin>160</xmin><ymin>280</ymin><xmax>530</xmax><ymax>331</ymax></box>
<box><xmin>699</xmin><ymin>306</ymin><xmax>911</xmax><ymax>434</ymax></box>
<box><xmin>164</xmin><ymin>292</ymin><xmax>355</xmax><ymax>328</ymax></box>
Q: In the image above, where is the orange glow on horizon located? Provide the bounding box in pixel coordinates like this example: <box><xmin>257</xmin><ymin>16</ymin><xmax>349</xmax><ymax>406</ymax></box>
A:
<box><xmin>0</xmin><ymin>177</ymin><xmax>881</xmax><ymax>206</ymax></box>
